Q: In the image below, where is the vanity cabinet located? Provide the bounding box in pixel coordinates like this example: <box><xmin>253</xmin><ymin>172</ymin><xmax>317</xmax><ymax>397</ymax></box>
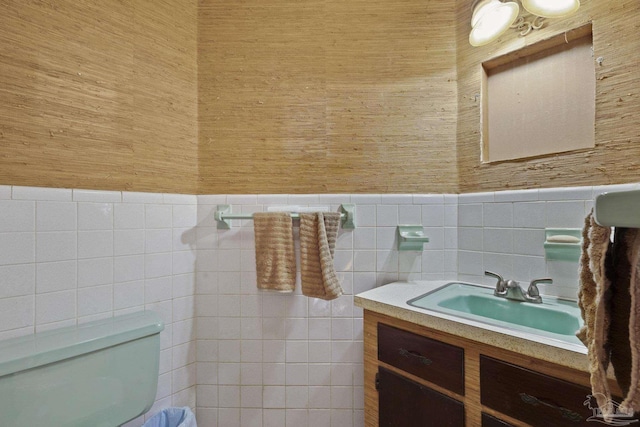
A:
<box><xmin>364</xmin><ymin>310</ymin><xmax>623</xmax><ymax>427</ymax></box>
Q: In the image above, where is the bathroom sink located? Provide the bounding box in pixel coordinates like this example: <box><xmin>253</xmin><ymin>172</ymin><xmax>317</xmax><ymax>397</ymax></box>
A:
<box><xmin>407</xmin><ymin>282</ymin><xmax>583</xmax><ymax>345</ymax></box>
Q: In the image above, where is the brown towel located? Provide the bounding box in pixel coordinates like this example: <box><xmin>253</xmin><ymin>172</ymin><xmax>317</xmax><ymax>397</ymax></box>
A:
<box><xmin>609</xmin><ymin>228</ymin><xmax>638</xmax><ymax>397</ymax></box>
<box><xmin>299</xmin><ymin>212</ymin><xmax>343</xmax><ymax>300</ymax></box>
<box><xmin>577</xmin><ymin>211</ymin><xmax>614</xmax><ymax>416</ymax></box>
<box><xmin>618</xmin><ymin>229</ymin><xmax>640</xmax><ymax>415</ymax></box>
<box><xmin>253</xmin><ymin>212</ymin><xmax>296</xmax><ymax>292</ymax></box>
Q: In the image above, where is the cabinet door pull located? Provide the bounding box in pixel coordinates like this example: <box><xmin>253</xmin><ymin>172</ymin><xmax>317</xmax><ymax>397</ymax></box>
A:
<box><xmin>519</xmin><ymin>392</ymin><xmax>582</xmax><ymax>422</ymax></box>
<box><xmin>398</xmin><ymin>348</ymin><xmax>432</xmax><ymax>366</ymax></box>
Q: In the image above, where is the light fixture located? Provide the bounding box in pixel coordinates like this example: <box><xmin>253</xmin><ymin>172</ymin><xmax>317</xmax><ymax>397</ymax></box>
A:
<box><xmin>521</xmin><ymin>0</ymin><xmax>580</xmax><ymax>18</ymax></box>
<box><xmin>469</xmin><ymin>0</ymin><xmax>581</xmax><ymax>47</ymax></box>
<box><xmin>469</xmin><ymin>0</ymin><xmax>520</xmax><ymax>47</ymax></box>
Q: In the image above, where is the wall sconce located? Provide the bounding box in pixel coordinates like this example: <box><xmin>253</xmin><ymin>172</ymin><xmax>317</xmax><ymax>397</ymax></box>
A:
<box><xmin>469</xmin><ymin>0</ymin><xmax>580</xmax><ymax>46</ymax></box>
<box><xmin>520</xmin><ymin>0</ymin><xmax>580</xmax><ymax>18</ymax></box>
<box><xmin>469</xmin><ymin>0</ymin><xmax>520</xmax><ymax>47</ymax></box>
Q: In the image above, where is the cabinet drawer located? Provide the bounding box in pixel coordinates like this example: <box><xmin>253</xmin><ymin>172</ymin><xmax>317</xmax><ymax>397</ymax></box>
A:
<box><xmin>480</xmin><ymin>355</ymin><xmax>596</xmax><ymax>426</ymax></box>
<box><xmin>379</xmin><ymin>367</ymin><xmax>465</xmax><ymax>427</ymax></box>
<box><xmin>481</xmin><ymin>413</ymin><xmax>514</xmax><ymax>427</ymax></box>
<box><xmin>378</xmin><ymin>323</ymin><xmax>464</xmax><ymax>395</ymax></box>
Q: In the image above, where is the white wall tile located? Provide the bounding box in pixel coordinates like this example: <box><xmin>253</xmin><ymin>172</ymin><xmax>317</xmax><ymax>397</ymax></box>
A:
<box><xmin>354</xmin><ymin>205</ymin><xmax>376</xmax><ymax>227</ymax></box>
<box><xmin>78</xmin><ymin>203</ymin><xmax>113</xmax><ymax>230</ymax></box>
<box><xmin>35</xmin><ymin>289</ymin><xmax>76</xmax><ymax>324</ymax></box>
<box><xmin>493</xmin><ymin>189</ymin><xmax>538</xmax><ymax>202</ymax></box>
<box><xmin>545</xmin><ymin>201</ymin><xmax>586</xmax><ymax>228</ymax></box>
<box><xmin>483</xmin><ymin>203</ymin><xmax>513</xmax><ymax>228</ymax></box>
<box><xmin>114</xmin><ymin>229</ymin><xmax>145</xmax><ymax>256</ymax></box>
<box><xmin>483</xmin><ymin>228</ymin><xmax>513</xmax><ymax>254</ymax></box>
<box><xmin>173</xmin><ymin>205</ymin><xmax>198</xmax><ymax>228</ymax></box>
<box><xmin>78</xmin><ymin>230</ymin><xmax>113</xmax><ymax>259</ymax></box>
<box><xmin>513</xmin><ymin>202</ymin><xmax>546</xmax><ymax>228</ymax></box>
<box><xmin>78</xmin><ymin>257</ymin><xmax>113</xmax><ymax>287</ymax></box>
<box><xmin>73</xmin><ymin>189</ymin><xmax>121</xmax><ymax>202</ymax></box>
<box><xmin>0</xmin><ymin>295</ymin><xmax>34</xmax><ymax>330</ymax></box>
<box><xmin>0</xmin><ymin>264</ymin><xmax>35</xmax><ymax>298</ymax></box>
<box><xmin>36</xmin><ymin>231</ymin><xmax>76</xmax><ymax>262</ymax></box>
<box><xmin>114</xmin><ymin>255</ymin><xmax>145</xmax><ymax>283</ymax></box>
<box><xmin>146</xmin><ymin>229</ymin><xmax>173</xmax><ymax>254</ymax></box>
<box><xmin>115</xmin><ymin>204</ymin><xmax>145</xmax><ymax>229</ymax></box>
<box><xmin>0</xmin><ymin>232</ymin><xmax>35</xmax><ymax>266</ymax></box>
<box><xmin>458</xmin><ymin>204</ymin><xmax>483</xmax><ymax>226</ymax></box>
<box><xmin>146</xmin><ymin>205</ymin><xmax>173</xmax><ymax>229</ymax></box>
<box><xmin>114</xmin><ymin>280</ymin><xmax>145</xmax><ymax>310</ymax></box>
<box><xmin>12</xmin><ymin>186</ymin><xmax>72</xmax><ymax>201</ymax></box>
<box><xmin>539</xmin><ymin>186</ymin><xmax>593</xmax><ymax>201</ymax></box>
<box><xmin>0</xmin><ymin>185</ymin><xmax>11</xmax><ymax>199</ymax></box>
<box><xmin>145</xmin><ymin>253</ymin><xmax>173</xmax><ymax>278</ymax></box>
<box><xmin>421</xmin><ymin>204</ymin><xmax>444</xmax><ymax>227</ymax></box>
<box><xmin>77</xmin><ymin>284</ymin><xmax>113</xmax><ymax>317</ymax></box>
<box><xmin>375</xmin><ymin>205</ymin><xmax>397</xmax><ymax>227</ymax></box>
<box><xmin>458</xmin><ymin>227</ymin><xmax>483</xmax><ymax>251</ymax></box>
<box><xmin>1</xmin><ymin>201</ymin><xmax>35</xmax><ymax>232</ymax></box>
<box><xmin>36</xmin><ymin>261</ymin><xmax>76</xmax><ymax>293</ymax></box>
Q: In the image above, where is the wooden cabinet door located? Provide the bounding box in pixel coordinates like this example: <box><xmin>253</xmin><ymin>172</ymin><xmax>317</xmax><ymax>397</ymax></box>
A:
<box><xmin>378</xmin><ymin>367</ymin><xmax>464</xmax><ymax>427</ymax></box>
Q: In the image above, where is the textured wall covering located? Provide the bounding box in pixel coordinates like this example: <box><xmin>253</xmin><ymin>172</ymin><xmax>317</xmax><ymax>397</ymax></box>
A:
<box><xmin>0</xmin><ymin>1</ymin><xmax>198</xmax><ymax>194</ymax></box>
<box><xmin>198</xmin><ymin>0</ymin><xmax>458</xmax><ymax>194</ymax></box>
<box><xmin>2</xmin><ymin>0</ymin><xmax>639</xmax><ymax>194</ymax></box>
<box><xmin>456</xmin><ymin>0</ymin><xmax>640</xmax><ymax>192</ymax></box>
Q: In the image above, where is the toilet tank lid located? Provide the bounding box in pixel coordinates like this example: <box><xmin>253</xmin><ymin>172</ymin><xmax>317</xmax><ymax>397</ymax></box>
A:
<box><xmin>0</xmin><ymin>311</ymin><xmax>164</xmax><ymax>378</ymax></box>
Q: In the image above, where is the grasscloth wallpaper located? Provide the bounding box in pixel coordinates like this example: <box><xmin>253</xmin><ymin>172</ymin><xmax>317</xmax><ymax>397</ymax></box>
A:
<box><xmin>197</xmin><ymin>0</ymin><xmax>458</xmax><ymax>194</ymax></box>
<box><xmin>0</xmin><ymin>0</ymin><xmax>638</xmax><ymax>194</ymax></box>
<box><xmin>0</xmin><ymin>1</ymin><xmax>198</xmax><ymax>193</ymax></box>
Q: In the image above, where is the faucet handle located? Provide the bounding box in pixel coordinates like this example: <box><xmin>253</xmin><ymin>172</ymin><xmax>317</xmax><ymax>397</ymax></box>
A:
<box><xmin>527</xmin><ymin>278</ymin><xmax>552</xmax><ymax>297</ymax></box>
<box><xmin>485</xmin><ymin>271</ymin><xmax>506</xmax><ymax>293</ymax></box>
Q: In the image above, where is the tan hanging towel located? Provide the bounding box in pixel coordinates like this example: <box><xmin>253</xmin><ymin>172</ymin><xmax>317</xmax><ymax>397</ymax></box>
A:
<box><xmin>253</xmin><ymin>212</ymin><xmax>296</xmax><ymax>292</ymax></box>
<box><xmin>577</xmin><ymin>211</ymin><xmax>614</xmax><ymax>417</ymax></box>
<box><xmin>299</xmin><ymin>212</ymin><xmax>343</xmax><ymax>300</ymax></box>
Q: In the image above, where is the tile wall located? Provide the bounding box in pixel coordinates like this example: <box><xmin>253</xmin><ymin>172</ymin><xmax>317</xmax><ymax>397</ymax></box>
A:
<box><xmin>193</xmin><ymin>194</ymin><xmax>458</xmax><ymax>427</ymax></box>
<box><xmin>0</xmin><ymin>183</ymin><xmax>637</xmax><ymax>427</ymax></box>
<box><xmin>0</xmin><ymin>186</ymin><xmax>198</xmax><ymax>426</ymax></box>
<box><xmin>457</xmin><ymin>183</ymin><xmax>639</xmax><ymax>299</ymax></box>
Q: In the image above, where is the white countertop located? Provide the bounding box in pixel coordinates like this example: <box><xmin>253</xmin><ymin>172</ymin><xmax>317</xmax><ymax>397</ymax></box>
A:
<box><xmin>355</xmin><ymin>280</ymin><xmax>591</xmax><ymax>373</ymax></box>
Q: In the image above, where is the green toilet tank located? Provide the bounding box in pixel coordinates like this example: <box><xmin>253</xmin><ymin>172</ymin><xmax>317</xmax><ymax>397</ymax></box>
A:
<box><xmin>0</xmin><ymin>311</ymin><xmax>164</xmax><ymax>427</ymax></box>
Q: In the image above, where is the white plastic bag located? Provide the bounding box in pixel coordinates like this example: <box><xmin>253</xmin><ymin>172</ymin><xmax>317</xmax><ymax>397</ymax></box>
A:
<box><xmin>142</xmin><ymin>407</ymin><xmax>197</xmax><ymax>427</ymax></box>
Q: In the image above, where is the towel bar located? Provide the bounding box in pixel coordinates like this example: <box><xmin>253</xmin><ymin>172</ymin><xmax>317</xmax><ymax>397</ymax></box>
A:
<box><xmin>214</xmin><ymin>203</ymin><xmax>356</xmax><ymax>230</ymax></box>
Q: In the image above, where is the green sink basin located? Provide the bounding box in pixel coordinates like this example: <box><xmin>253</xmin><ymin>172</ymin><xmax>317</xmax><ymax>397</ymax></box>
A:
<box><xmin>408</xmin><ymin>282</ymin><xmax>583</xmax><ymax>346</ymax></box>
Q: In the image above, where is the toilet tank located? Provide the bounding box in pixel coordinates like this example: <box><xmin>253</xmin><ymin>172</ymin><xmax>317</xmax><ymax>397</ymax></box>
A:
<box><xmin>0</xmin><ymin>311</ymin><xmax>164</xmax><ymax>427</ymax></box>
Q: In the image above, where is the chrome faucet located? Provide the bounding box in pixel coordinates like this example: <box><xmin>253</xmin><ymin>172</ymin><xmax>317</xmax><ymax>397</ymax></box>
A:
<box><xmin>484</xmin><ymin>271</ymin><xmax>552</xmax><ymax>304</ymax></box>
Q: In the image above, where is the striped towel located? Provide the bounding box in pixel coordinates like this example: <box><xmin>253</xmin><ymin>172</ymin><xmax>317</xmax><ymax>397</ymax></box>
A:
<box><xmin>253</xmin><ymin>212</ymin><xmax>296</xmax><ymax>292</ymax></box>
<box><xmin>299</xmin><ymin>212</ymin><xmax>343</xmax><ymax>300</ymax></box>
